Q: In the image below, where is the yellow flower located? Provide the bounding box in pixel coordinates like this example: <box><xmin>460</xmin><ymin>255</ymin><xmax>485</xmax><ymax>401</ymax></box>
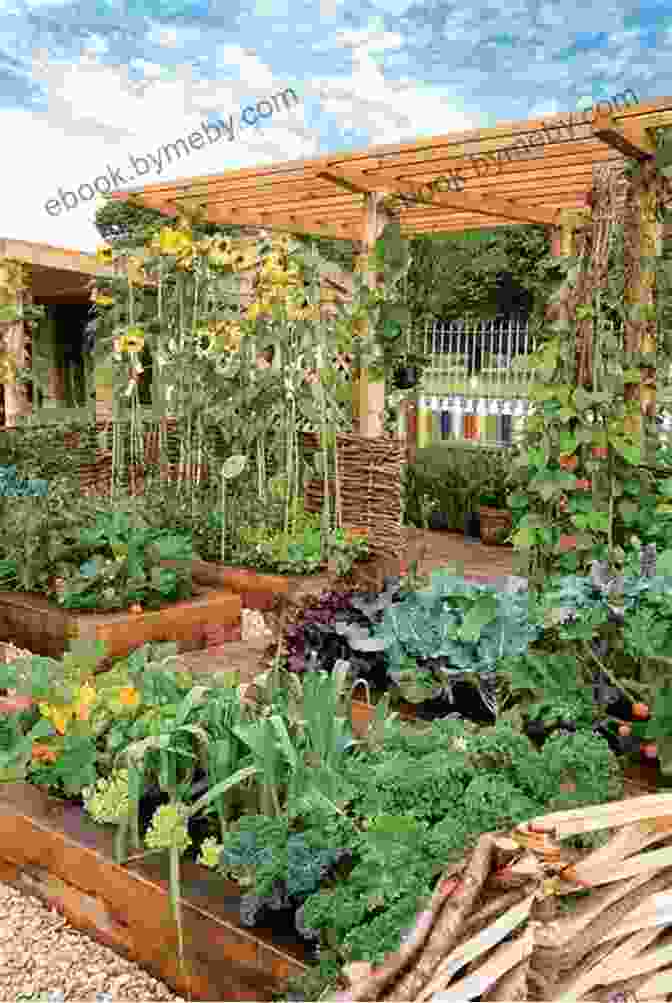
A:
<box><xmin>75</xmin><ymin>682</ymin><xmax>97</xmax><ymax>721</ymax></box>
<box><xmin>119</xmin><ymin>686</ymin><xmax>141</xmax><ymax>710</ymax></box>
<box><xmin>214</xmin><ymin>321</ymin><xmax>243</xmax><ymax>352</ymax></box>
<box><xmin>92</xmin><ymin>292</ymin><xmax>115</xmax><ymax>307</ymax></box>
<box><xmin>125</xmin><ymin>256</ymin><xmax>145</xmax><ymax>286</ymax></box>
<box><xmin>245</xmin><ymin>302</ymin><xmax>264</xmax><ymax>322</ymax></box>
<box><xmin>51</xmin><ymin>706</ymin><xmax>72</xmax><ymax>735</ymax></box>
<box><xmin>116</xmin><ymin>327</ymin><xmax>145</xmax><ymax>354</ymax></box>
<box><xmin>158</xmin><ymin>227</ymin><xmax>193</xmax><ymax>255</ymax></box>
<box><xmin>96</xmin><ymin>244</ymin><xmax>114</xmax><ymax>264</ymax></box>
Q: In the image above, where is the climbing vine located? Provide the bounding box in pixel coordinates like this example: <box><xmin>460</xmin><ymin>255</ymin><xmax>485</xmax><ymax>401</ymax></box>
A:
<box><xmin>507</xmin><ymin>150</ymin><xmax>672</xmax><ymax>592</ymax></box>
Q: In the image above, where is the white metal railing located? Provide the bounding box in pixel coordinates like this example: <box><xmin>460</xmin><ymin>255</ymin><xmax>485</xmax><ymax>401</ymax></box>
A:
<box><xmin>421</xmin><ymin>315</ymin><xmax>536</xmax><ymax>398</ymax></box>
<box><xmin>416</xmin><ymin>315</ymin><xmax>672</xmax><ymax>448</ymax></box>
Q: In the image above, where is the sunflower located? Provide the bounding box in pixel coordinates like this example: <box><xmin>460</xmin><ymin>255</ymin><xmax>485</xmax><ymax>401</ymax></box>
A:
<box><xmin>95</xmin><ymin>244</ymin><xmax>114</xmax><ymax>265</ymax></box>
<box><xmin>91</xmin><ymin>288</ymin><xmax>115</xmax><ymax>307</ymax></box>
<box><xmin>115</xmin><ymin>327</ymin><xmax>145</xmax><ymax>354</ymax></box>
<box><xmin>157</xmin><ymin>227</ymin><xmax>194</xmax><ymax>256</ymax></box>
<box><xmin>118</xmin><ymin>686</ymin><xmax>141</xmax><ymax>711</ymax></box>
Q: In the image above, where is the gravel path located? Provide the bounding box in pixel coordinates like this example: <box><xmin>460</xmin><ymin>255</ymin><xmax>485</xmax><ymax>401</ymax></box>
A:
<box><xmin>0</xmin><ymin>882</ymin><xmax>186</xmax><ymax>1002</ymax></box>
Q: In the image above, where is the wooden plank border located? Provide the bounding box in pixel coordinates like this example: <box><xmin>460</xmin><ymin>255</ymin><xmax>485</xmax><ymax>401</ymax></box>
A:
<box><xmin>0</xmin><ymin>783</ymin><xmax>308</xmax><ymax>1001</ymax></box>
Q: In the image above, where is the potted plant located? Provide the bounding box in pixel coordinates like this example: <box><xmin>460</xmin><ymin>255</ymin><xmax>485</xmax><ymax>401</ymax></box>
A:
<box><xmin>392</xmin><ymin>347</ymin><xmax>427</xmax><ymax>390</ymax></box>
<box><xmin>453</xmin><ymin>448</ymin><xmax>483</xmax><ymax>541</ymax></box>
<box><xmin>478</xmin><ymin>482</ymin><xmax>512</xmax><ymax>545</ymax></box>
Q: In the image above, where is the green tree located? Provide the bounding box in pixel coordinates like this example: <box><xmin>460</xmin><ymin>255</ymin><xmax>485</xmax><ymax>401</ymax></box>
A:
<box><xmin>405</xmin><ymin>225</ymin><xmax>557</xmax><ymax>325</ymax></box>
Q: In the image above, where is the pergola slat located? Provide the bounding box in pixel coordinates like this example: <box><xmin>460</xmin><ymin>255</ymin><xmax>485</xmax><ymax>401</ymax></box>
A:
<box><xmin>111</xmin><ymin>97</ymin><xmax>672</xmax><ymax>237</ymax></box>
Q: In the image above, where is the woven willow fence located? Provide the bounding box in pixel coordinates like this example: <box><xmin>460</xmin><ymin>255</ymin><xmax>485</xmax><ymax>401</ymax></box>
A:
<box><xmin>0</xmin><ymin>418</ymin><xmax>221</xmax><ymax>497</ymax></box>
<box><xmin>302</xmin><ymin>432</ymin><xmax>405</xmax><ymax>559</ymax></box>
<box><xmin>330</xmin><ymin>794</ymin><xmax>672</xmax><ymax>1003</ymax></box>
<box><xmin>0</xmin><ymin>424</ymin><xmax>405</xmax><ymax>559</ymax></box>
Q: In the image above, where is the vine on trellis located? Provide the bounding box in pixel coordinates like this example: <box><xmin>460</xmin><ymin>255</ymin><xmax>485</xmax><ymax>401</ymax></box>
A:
<box><xmin>506</xmin><ymin>147</ymin><xmax>672</xmax><ymax>594</ymax></box>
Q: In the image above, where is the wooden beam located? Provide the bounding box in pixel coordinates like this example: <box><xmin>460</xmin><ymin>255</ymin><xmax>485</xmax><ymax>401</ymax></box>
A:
<box><xmin>319</xmin><ymin>168</ymin><xmax>559</xmax><ymax>226</ymax></box>
<box><xmin>0</xmin><ymin>239</ymin><xmax>119</xmax><ymax>280</ymax></box>
<box><xmin>592</xmin><ymin>111</ymin><xmax>657</xmax><ymax>161</ymax></box>
<box><xmin>137</xmin><ymin>195</ymin><xmax>359</xmax><ymax>241</ymax></box>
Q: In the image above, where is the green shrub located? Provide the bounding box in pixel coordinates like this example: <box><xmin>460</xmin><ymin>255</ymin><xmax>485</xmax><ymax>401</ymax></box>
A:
<box><xmin>404</xmin><ymin>443</ymin><xmax>512</xmax><ymax>529</ymax></box>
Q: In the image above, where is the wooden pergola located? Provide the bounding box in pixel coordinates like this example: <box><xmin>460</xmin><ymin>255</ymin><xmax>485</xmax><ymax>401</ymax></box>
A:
<box><xmin>111</xmin><ymin>97</ymin><xmax>672</xmax><ymax>239</ymax></box>
<box><xmin>107</xmin><ymin>97</ymin><xmax>672</xmax><ymax>437</ymax></box>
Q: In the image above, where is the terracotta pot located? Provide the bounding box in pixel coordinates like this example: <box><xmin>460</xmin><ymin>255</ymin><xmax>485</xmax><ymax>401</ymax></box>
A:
<box><xmin>350</xmin><ymin>698</ymin><xmax>376</xmax><ymax>738</ymax></box>
<box><xmin>559</xmin><ymin>453</ymin><xmax>578</xmax><ymax>471</ymax></box>
<box><xmin>477</xmin><ymin>506</ymin><xmax>512</xmax><ymax>546</ymax></box>
<box><xmin>592</xmin><ymin>447</ymin><xmax>608</xmax><ymax>460</ymax></box>
<box><xmin>559</xmin><ymin>534</ymin><xmax>578</xmax><ymax>552</ymax></box>
<box><xmin>344</xmin><ymin>526</ymin><xmax>369</xmax><ymax>541</ymax></box>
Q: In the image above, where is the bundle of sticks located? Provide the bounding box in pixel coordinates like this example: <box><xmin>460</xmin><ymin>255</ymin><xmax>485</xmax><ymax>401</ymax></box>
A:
<box><xmin>327</xmin><ymin>794</ymin><xmax>672</xmax><ymax>1002</ymax></box>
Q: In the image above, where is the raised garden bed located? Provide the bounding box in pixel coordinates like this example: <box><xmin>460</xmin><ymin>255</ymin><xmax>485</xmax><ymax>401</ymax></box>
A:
<box><xmin>0</xmin><ymin>585</ymin><xmax>241</xmax><ymax>661</ymax></box>
<box><xmin>166</xmin><ymin>553</ymin><xmax>407</xmax><ymax>612</ymax></box>
<box><xmin>0</xmin><ymin>782</ymin><xmax>307</xmax><ymax>1002</ymax></box>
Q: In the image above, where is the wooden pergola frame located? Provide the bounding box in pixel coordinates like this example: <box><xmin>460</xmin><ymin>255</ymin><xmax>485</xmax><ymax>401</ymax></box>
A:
<box><xmin>104</xmin><ymin>96</ymin><xmax>672</xmax><ymax>435</ymax></box>
<box><xmin>110</xmin><ymin>97</ymin><xmax>672</xmax><ymax>238</ymax></box>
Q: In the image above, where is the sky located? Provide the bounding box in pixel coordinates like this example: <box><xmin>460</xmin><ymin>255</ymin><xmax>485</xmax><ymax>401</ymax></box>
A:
<box><xmin>0</xmin><ymin>0</ymin><xmax>670</xmax><ymax>253</ymax></box>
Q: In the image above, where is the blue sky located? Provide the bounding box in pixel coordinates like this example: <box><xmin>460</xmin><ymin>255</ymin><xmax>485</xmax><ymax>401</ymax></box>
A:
<box><xmin>0</xmin><ymin>0</ymin><xmax>670</xmax><ymax>251</ymax></box>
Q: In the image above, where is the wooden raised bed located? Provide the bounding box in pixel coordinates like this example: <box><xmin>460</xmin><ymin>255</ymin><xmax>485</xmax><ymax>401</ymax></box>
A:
<box><xmin>186</xmin><ymin>561</ymin><xmax>292</xmax><ymax>611</ymax></box>
<box><xmin>0</xmin><ymin>585</ymin><xmax>241</xmax><ymax>661</ymax></box>
<box><xmin>165</xmin><ymin>552</ymin><xmax>407</xmax><ymax>613</ymax></box>
<box><xmin>0</xmin><ymin>783</ymin><xmax>308</xmax><ymax>1001</ymax></box>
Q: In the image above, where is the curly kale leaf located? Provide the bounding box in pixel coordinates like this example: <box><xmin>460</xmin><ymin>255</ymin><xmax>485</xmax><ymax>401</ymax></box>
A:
<box><xmin>349</xmin><ymin>750</ymin><xmax>472</xmax><ymax>823</ymax></box>
<box><xmin>458</xmin><ymin>775</ymin><xmax>543</xmax><ymax>833</ymax></box>
<box><xmin>218</xmin><ymin>814</ymin><xmax>355</xmax><ymax>901</ymax></box>
<box><xmin>540</xmin><ymin>730</ymin><xmax>623</xmax><ymax>810</ymax></box>
<box><xmin>462</xmin><ymin>722</ymin><xmax>546</xmax><ymax>799</ymax></box>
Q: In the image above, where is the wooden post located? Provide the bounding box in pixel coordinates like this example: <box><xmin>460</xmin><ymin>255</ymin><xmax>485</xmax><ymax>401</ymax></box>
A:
<box><xmin>355</xmin><ymin>192</ymin><xmax>393</xmax><ymax>438</ymax></box>
<box><xmin>0</xmin><ymin>259</ymin><xmax>32</xmax><ymax>427</ymax></box>
<box><xmin>623</xmin><ymin>160</ymin><xmax>661</xmax><ymax>444</ymax></box>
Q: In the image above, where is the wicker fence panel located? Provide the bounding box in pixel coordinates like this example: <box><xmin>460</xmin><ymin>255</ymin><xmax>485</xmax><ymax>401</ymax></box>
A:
<box><xmin>0</xmin><ymin>418</ymin><xmax>219</xmax><ymax>497</ymax></box>
<box><xmin>303</xmin><ymin>432</ymin><xmax>404</xmax><ymax>558</ymax></box>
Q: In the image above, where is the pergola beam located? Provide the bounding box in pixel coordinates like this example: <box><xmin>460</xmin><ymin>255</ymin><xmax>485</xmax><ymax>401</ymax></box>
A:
<box><xmin>121</xmin><ymin>192</ymin><xmax>360</xmax><ymax>241</ymax></box>
<box><xmin>592</xmin><ymin>111</ymin><xmax>657</xmax><ymax>161</ymax></box>
<box><xmin>318</xmin><ymin>167</ymin><xmax>559</xmax><ymax>227</ymax></box>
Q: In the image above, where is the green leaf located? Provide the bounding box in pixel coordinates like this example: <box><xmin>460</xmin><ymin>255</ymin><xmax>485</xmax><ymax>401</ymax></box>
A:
<box><xmin>611</xmin><ymin>439</ymin><xmax>642</xmax><ymax>465</ymax></box>
<box><xmin>657</xmin><ymin>549</ymin><xmax>672</xmax><ymax>576</ymax></box>
<box><xmin>511</xmin><ymin>527</ymin><xmax>535</xmax><ymax>548</ymax></box>
<box><xmin>619</xmin><ymin>501</ymin><xmax>639</xmax><ymax>519</ymax></box>
<box><xmin>572</xmin><ymin>387</ymin><xmax>592</xmax><ymax>411</ymax></box>
<box><xmin>533</xmin><ymin>480</ymin><xmax>563</xmax><ymax>503</ymax></box>
<box><xmin>221</xmin><ymin>454</ymin><xmax>247</xmax><ymax>480</ymax></box>
<box><xmin>654</xmin><ymin>139</ymin><xmax>672</xmax><ymax>170</ymax></box>
<box><xmin>189</xmin><ymin>765</ymin><xmax>258</xmax><ymax>816</ymax></box>
<box><xmin>456</xmin><ymin>595</ymin><xmax>499</xmax><ymax>644</ymax></box>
